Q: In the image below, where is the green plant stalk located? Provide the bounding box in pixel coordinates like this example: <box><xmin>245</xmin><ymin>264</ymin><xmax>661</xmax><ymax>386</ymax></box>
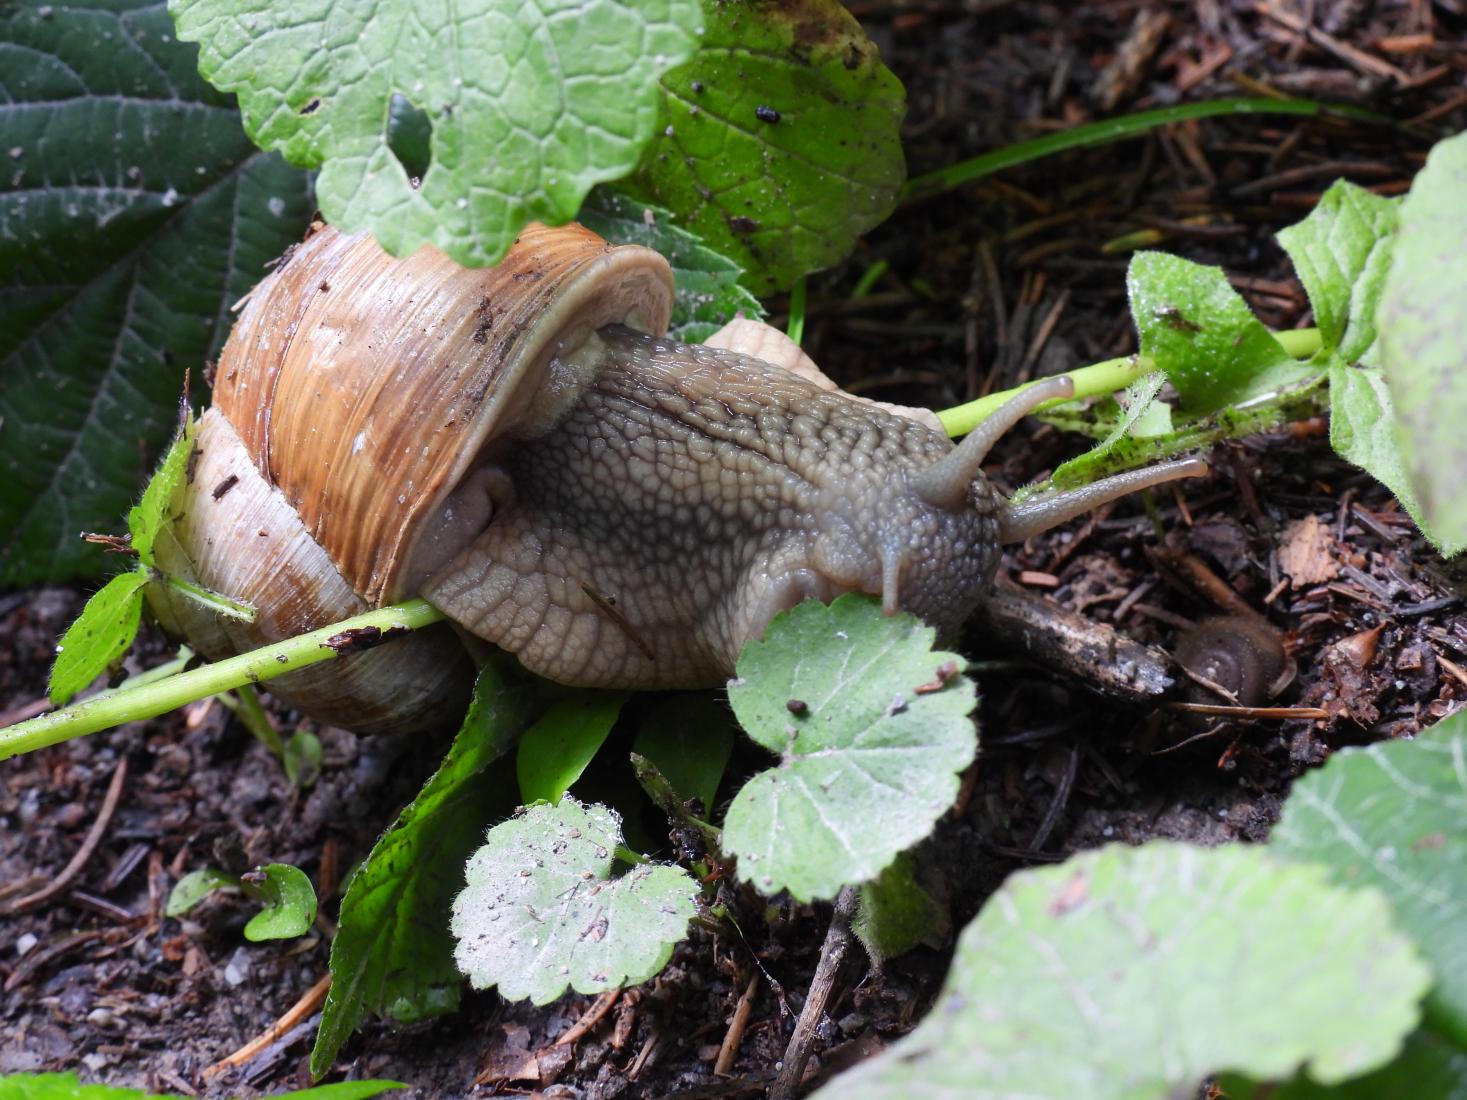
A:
<box><xmin>0</xmin><ymin>600</ymin><xmax>445</xmax><ymax>760</ymax></box>
<box><xmin>786</xmin><ymin>276</ymin><xmax>808</xmax><ymax>347</ymax></box>
<box><xmin>936</xmin><ymin>355</ymin><xmax>1154</xmax><ymax>437</ymax></box>
<box><xmin>219</xmin><ymin>683</ymin><xmax>285</xmax><ymax>757</ymax></box>
<box><xmin>159</xmin><ymin>570</ymin><xmax>257</xmax><ymax>622</ymax></box>
<box><xmin>936</xmin><ymin>327</ymin><xmax>1324</xmax><ymax>437</ymax></box>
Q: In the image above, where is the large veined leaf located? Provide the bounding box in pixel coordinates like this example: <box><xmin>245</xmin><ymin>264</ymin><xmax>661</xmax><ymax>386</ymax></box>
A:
<box><xmin>811</xmin><ymin>841</ymin><xmax>1431</xmax><ymax>1100</ymax></box>
<box><xmin>170</xmin><ymin>0</ymin><xmax>702</xmax><ymax>268</ymax></box>
<box><xmin>0</xmin><ymin>0</ymin><xmax>314</xmax><ymax>584</ymax></box>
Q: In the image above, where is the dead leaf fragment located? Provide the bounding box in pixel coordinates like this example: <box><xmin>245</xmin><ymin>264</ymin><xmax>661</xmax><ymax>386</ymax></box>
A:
<box><xmin>1279</xmin><ymin>514</ymin><xmax>1339</xmax><ymax>588</ymax></box>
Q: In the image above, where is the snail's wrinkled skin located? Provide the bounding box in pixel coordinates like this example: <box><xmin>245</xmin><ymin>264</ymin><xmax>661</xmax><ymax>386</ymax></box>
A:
<box><xmin>423</xmin><ymin>328</ymin><xmax>1007</xmax><ymax>688</ymax></box>
<box><xmin>149</xmin><ymin>222</ymin><xmax>1206</xmax><ymax>732</ymax></box>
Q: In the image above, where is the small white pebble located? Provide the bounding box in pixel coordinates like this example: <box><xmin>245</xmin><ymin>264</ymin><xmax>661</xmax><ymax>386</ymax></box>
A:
<box><xmin>16</xmin><ymin>932</ymin><xmax>37</xmax><ymax>957</ymax></box>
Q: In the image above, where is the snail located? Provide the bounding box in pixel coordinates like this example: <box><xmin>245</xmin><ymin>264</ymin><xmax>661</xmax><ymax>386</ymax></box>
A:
<box><xmin>146</xmin><ymin>222</ymin><xmax>1206</xmax><ymax>734</ymax></box>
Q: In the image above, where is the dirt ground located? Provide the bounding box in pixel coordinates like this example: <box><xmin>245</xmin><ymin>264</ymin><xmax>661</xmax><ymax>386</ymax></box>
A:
<box><xmin>4</xmin><ymin>1</ymin><xmax>1466</xmax><ymax>1096</ymax></box>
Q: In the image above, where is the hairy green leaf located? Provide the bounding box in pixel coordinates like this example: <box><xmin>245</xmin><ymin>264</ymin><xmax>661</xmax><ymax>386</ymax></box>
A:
<box><xmin>851</xmin><ymin>851</ymin><xmax>943</xmax><ymax>964</ymax></box>
<box><xmin>0</xmin><ymin>1071</ymin><xmax>404</xmax><ymax>1100</ymax></box>
<box><xmin>1220</xmin><ymin>1029</ymin><xmax>1467</xmax><ymax>1100</ymax></box>
<box><xmin>0</xmin><ymin>0</ymin><xmax>313</xmax><ymax>585</ymax></box>
<box><xmin>128</xmin><ymin>420</ymin><xmax>192</xmax><ymax>564</ymax></box>
<box><xmin>452</xmin><ymin>798</ymin><xmax>698</xmax><ymax>1004</ymax></box>
<box><xmin>626</xmin><ymin>0</ymin><xmax>906</xmax><ymax>294</ymax></box>
<box><xmin>242</xmin><ymin>862</ymin><xmax>317</xmax><ymax>941</ymax></box>
<box><xmin>170</xmin><ymin>0</ymin><xmax>700</xmax><ymax>268</ymax></box>
<box><xmin>579</xmin><ymin>189</ymin><xmax>763</xmax><ymax>343</ymax></box>
<box><xmin>1271</xmin><ymin>711</ymin><xmax>1467</xmax><ymax>1046</ymax></box>
<box><xmin>517</xmin><ymin>693</ymin><xmax>627</xmax><ymax>805</ymax></box>
<box><xmin>811</xmin><ymin>842</ymin><xmax>1431</xmax><ymax>1100</ymax></box>
<box><xmin>48</xmin><ymin>570</ymin><xmax>150</xmax><ymax>706</ymax></box>
<box><xmin>312</xmin><ymin>661</ymin><xmax>536</xmax><ymax>1077</ymax></box>
<box><xmin>1127</xmin><ymin>251</ymin><xmax>1314</xmax><ymax>414</ymax></box>
<box><xmin>1277</xmin><ymin>180</ymin><xmax>1399</xmax><ymax>366</ymax></box>
<box><xmin>1326</xmin><ymin>363</ymin><xmax>1451</xmax><ymax>552</ymax></box>
<box><xmin>1378</xmin><ymin>130</ymin><xmax>1467</xmax><ymax>554</ymax></box>
<box><xmin>723</xmin><ymin>595</ymin><xmax>976</xmax><ymax>901</ymax></box>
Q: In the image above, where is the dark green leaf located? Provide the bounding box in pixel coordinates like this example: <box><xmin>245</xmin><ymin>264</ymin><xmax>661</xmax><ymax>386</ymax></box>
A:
<box><xmin>1378</xmin><ymin>130</ymin><xmax>1467</xmax><ymax>554</ymax></box>
<box><xmin>516</xmin><ymin>693</ymin><xmax>628</xmax><ymax>805</ymax></box>
<box><xmin>811</xmin><ymin>842</ymin><xmax>1431</xmax><ymax>1100</ymax></box>
<box><xmin>1270</xmin><ymin>711</ymin><xmax>1467</xmax><ymax>1047</ymax></box>
<box><xmin>1127</xmin><ymin>251</ymin><xmax>1315</xmax><ymax>414</ymax></box>
<box><xmin>165</xmin><ymin>866</ymin><xmax>238</xmax><ymax>918</ymax></box>
<box><xmin>311</xmin><ymin>660</ymin><xmax>537</xmax><ymax>1077</ymax></box>
<box><xmin>626</xmin><ymin>0</ymin><xmax>906</xmax><ymax>294</ymax></box>
<box><xmin>242</xmin><ymin>862</ymin><xmax>317</xmax><ymax>941</ymax></box>
<box><xmin>171</xmin><ymin>0</ymin><xmax>701</xmax><ymax>268</ymax></box>
<box><xmin>0</xmin><ymin>0</ymin><xmax>314</xmax><ymax>584</ymax></box>
<box><xmin>48</xmin><ymin>569</ymin><xmax>150</xmax><ymax>706</ymax></box>
<box><xmin>579</xmin><ymin>188</ymin><xmax>764</xmax><ymax>343</ymax></box>
<box><xmin>631</xmin><ymin>694</ymin><xmax>735</xmax><ymax>814</ymax></box>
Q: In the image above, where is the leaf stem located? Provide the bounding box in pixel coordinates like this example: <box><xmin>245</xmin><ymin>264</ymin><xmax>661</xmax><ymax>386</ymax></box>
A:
<box><xmin>0</xmin><ymin>599</ymin><xmax>445</xmax><ymax>761</ymax></box>
<box><xmin>935</xmin><ymin>327</ymin><xmax>1323</xmax><ymax>438</ymax></box>
<box><xmin>901</xmin><ymin>97</ymin><xmax>1328</xmax><ymax>204</ymax></box>
<box><xmin>936</xmin><ymin>355</ymin><xmax>1155</xmax><ymax>438</ymax></box>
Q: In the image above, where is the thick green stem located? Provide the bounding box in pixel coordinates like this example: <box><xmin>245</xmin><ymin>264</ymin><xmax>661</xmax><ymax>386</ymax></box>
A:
<box><xmin>936</xmin><ymin>327</ymin><xmax>1324</xmax><ymax>438</ymax></box>
<box><xmin>936</xmin><ymin>355</ymin><xmax>1154</xmax><ymax>438</ymax></box>
<box><xmin>0</xmin><ymin>599</ymin><xmax>445</xmax><ymax>761</ymax></box>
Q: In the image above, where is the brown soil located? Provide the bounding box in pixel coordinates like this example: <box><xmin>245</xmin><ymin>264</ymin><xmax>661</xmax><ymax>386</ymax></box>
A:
<box><xmin>4</xmin><ymin>2</ymin><xmax>1465</xmax><ymax>1097</ymax></box>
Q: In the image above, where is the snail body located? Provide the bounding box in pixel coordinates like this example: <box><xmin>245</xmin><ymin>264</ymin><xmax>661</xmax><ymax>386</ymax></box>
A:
<box><xmin>148</xmin><ymin>223</ymin><xmax>1204</xmax><ymax>733</ymax></box>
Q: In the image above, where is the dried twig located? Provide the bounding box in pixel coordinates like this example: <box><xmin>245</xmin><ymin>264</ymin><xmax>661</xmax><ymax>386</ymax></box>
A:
<box><xmin>6</xmin><ymin>758</ymin><xmax>127</xmax><ymax>915</ymax></box>
<box><xmin>203</xmin><ymin>973</ymin><xmax>332</xmax><ymax>1080</ymax></box>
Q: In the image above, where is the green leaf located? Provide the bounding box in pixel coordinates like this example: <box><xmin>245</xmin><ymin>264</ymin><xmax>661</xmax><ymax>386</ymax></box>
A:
<box><xmin>170</xmin><ymin>0</ymin><xmax>701</xmax><ymax>269</ymax></box>
<box><xmin>0</xmin><ymin>1071</ymin><xmax>405</xmax><ymax>1100</ymax></box>
<box><xmin>1378</xmin><ymin>130</ymin><xmax>1467</xmax><ymax>554</ymax></box>
<box><xmin>47</xmin><ymin>570</ymin><xmax>151</xmax><ymax>706</ymax></box>
<box><xmin>1326</xmin><ymin>363</ymin><xmax>1454</xmax><ymax>553</ymax></box>
<box><xmin>1220</xmin><ymin>1029</ymin><xmax>1467</xmax><ymax>1099</ymax></box>
<box><xmin>127</xmin><ymin>419</ymin><xmax>192</xmax><ymax>564</ymax></box>
<box><xmin>242</xmin><ymin>862</ymin><xmax>318</xmax><ymax>941</ymax></box>
<box><xmin>723</xmin><ymin>595</ymin><xmax>976</xmax><ymax>902</ymax></box>
<box><xmin>1047</xmin><ymin>371</ymin><xmax>1168</xmax><ymax>489</ymax></box>
<box><xmin>0</xmin><ymin>1</ymin><xmax>314</xmax><ymax>585</ymax></box>
<box><xmin>579</xmin><ymin>188</ymin><xmax>764</xmax><ymax>343</ymax></box>
<box><xmin>1276</xmin><ymin>180</ymin><xmax>1399</xmax><ymax>366</ymax></box>
<box><xmin>165</xmin><ymin>867</ymin><xmax>239</xmax><ymax>918</ymax></box>
<box><xmin>312</xmin><ymin>660</ymin><xmax>536</xmax><ymax>1078</ymax></box>
<box><xmin>516</xmin><ymin>693</ymin><xmax>628</xmax><ymax>805</ymax></box>
<box><xmin>283</xmin><ymin>729</ymin><xmax>324</xmax><ymax>788</ymax></box>
<box><xmin>1126</xmin><ymin>251</ymin><xmax>1315</xmax><ymax>414</ymax></box>
<box><xmin>1270</xmin><ymin>711</ymin><xmax>1467</xmax><ymax>1047</ymax></box>
<box><xmin>626</xmin><ymin>0</ymin><xmax>906</xmax><ymax>294</ymax></box>
<box><xmin>851</xmin><ymin>851</ymin><xmax>943</xmax><ymax>964</ymax></box>
<box><xmin>451</xmin><ymin>797</ymin><xmax>698</xmax><ymax>1004</ymax></box>
<box><xmin>809</xmin><ymin>841</ymin><xmax>1432</xmax><ymax>1100</ymax></box>
<box><xmin>631</xmin><ymin>694</ymin><xmax>735</xmax><ymax>813</ymax></box>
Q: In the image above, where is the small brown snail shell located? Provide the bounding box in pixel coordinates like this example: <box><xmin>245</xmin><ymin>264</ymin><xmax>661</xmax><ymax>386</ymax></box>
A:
<box><xmin>147</xmin><ymin>222</ymin><xmax>1206</xmax><ymax>734</ymax></box>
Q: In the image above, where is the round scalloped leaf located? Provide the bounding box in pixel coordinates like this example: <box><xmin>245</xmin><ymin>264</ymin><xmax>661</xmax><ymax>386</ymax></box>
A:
<box><xmin>452</xmin><ymin>798</ymin><xmax>698</xmax><ymax>1005</ymax></box>
<box><xmin>625</xmin><ymin>0</ymin><xmax>906</xmax><ymax>294</ymax></box>
<box><xmin>723</xmin><ymin>595</ymin><xmax>976</xmax><ymax>901</ymax></box>
<box><xmin>1271</xmin><ymin>711</ymin><xmax>1467</xmax><ymax>1046</ymax></box>
<box><xmin>170</xmin><ymin>0</ymin><xmax>702</xmax><ymax>267</ymax></box>
<box><xmin>811</xmin><ymin>841</ymin><xmax>1431</xmax><ymax>1100</ymax></box>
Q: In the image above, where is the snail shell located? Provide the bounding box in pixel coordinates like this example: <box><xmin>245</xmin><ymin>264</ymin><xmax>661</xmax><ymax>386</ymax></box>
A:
<box><xmin>149</xmin><ymin>223</ymin><xmax>674</xmax><ymax>733</ymax></box>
